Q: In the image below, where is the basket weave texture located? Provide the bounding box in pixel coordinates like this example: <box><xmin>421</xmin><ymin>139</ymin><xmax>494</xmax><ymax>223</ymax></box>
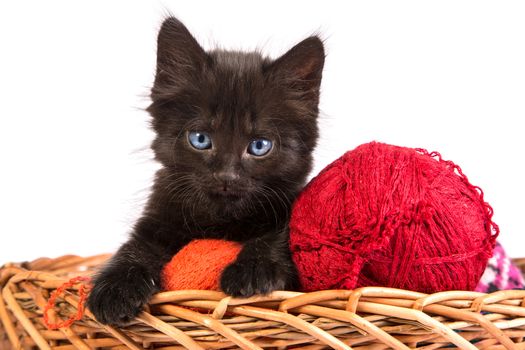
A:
<box><xmin>2</xmin><ymin>254</ymin><xmax>525</xmax><ymax>350</ymax></box>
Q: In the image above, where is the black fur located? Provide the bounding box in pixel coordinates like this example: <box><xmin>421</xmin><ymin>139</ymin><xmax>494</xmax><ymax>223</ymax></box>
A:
<box><xmin>87</xmin><ymin>17</ymin><xmax>324</xmax><ymax>326</ymax></box>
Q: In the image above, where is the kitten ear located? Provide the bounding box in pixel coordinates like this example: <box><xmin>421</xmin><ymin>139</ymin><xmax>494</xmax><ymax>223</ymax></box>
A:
<box><xmin>153</xmin><ymin>17</ymin><xmax>208</xmax><ymax>88</ymax></box>
<box><xmin>268</xmin><ymin>36</ymin><xmax>325</xmax><ymax>95</ymax></box>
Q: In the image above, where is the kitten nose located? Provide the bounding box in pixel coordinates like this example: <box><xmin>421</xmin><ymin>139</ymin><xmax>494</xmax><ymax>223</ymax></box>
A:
<box><xmin>213</xmin><ymin>171</ymin><xmax>240</xmax><ymax>183</ymax></box>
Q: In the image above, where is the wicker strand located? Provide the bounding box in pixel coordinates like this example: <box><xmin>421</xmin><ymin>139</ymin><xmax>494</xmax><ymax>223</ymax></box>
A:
<box><xmin>2</xmin><ymin>279</ymin><xmax>52</xmax><ymax>350</ymax></box>
<box><xmin>0</xmin><ymin>286</ymin><xmax>20</xmax><ymax>349</ymax></box>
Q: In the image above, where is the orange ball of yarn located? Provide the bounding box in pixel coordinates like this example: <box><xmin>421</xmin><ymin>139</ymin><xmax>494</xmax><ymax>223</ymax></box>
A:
<box><xmin>161</xmin><ymin>239</ymin><xmax>242</xmax><ymax>291</ymax></box>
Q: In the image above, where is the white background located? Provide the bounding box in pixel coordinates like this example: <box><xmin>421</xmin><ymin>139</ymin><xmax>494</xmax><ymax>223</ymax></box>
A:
<box><xmin>1</xmin><ymin>1</ymin><xmax>524</xmax><ymax>263</ymax></box>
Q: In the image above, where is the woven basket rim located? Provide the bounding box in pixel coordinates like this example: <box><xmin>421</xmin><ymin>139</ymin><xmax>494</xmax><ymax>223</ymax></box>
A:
<box><xmin>2</xmin><ymin>254</ymin><xmax>525</xmax><ymax>350</ymax></box>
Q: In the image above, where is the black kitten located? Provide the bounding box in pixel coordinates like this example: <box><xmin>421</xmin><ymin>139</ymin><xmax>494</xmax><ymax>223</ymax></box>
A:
<box><xmin>87</xmin><ymin>17</ymin><xmax>324</xmax><ymax>326</ymax></box>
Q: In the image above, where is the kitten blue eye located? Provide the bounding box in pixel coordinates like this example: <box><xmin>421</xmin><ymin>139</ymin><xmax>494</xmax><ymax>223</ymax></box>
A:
<box><xmin>248</xmin><ymin>138</ymin><xmax>273</xmax><ymax>156</ymax></box>
<box><xmin>188</xmin><ymin>131</ymin><xmax>212</xmax><ymax>150</ymax></box>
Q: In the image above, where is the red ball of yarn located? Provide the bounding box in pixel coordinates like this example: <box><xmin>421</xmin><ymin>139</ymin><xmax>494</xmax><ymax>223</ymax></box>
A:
<box><xmin>289</xmin><ymin>142</ymin><xmax>498</xmax><ymax>293</ymax></box>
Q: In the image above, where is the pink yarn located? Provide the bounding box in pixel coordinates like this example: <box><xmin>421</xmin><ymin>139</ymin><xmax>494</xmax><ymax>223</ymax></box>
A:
<box><xmin>476</xmin><ymin>242</ymin><xmax>525</xmax><ymax>292</ymax></box>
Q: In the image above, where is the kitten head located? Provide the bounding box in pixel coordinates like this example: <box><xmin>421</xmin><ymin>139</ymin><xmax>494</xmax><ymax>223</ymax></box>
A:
<box><xmin>147</xmin><ymin>17</ymin><xmax>324</xmax><ymax>219</ymax></box>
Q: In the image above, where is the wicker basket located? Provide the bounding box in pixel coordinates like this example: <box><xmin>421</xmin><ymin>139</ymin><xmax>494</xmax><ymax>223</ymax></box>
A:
<box><xmin>2</xmin><ymin>255</ymin><xmax>525</xmax><ymax>349</ymax></box>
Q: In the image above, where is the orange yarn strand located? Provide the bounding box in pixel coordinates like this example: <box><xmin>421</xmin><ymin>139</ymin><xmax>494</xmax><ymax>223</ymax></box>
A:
<box><xmin>43</xmin><ymin>276</ymin><xmax>91</xmax><ymax>330</ymax></box>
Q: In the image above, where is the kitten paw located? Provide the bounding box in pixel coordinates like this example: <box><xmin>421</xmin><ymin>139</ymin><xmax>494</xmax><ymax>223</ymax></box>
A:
<box><xmin>87</xmin><ymin>267</ymin><xmax>156</xmax><ymax>326</ymax></box>
<box><xmin>220</xmin><ymin>257</ymin><xmax>290</xmax><ymax>297</ymax></box>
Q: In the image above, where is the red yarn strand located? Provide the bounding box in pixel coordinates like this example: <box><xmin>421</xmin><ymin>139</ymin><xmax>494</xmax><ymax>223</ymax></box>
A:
<box><xmin>43</xmin><ymin>276</ymin><xmax>91</xmax><ymax>330</ymax></box>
